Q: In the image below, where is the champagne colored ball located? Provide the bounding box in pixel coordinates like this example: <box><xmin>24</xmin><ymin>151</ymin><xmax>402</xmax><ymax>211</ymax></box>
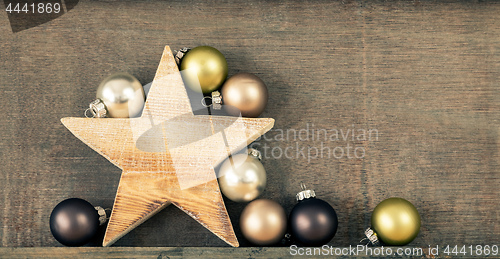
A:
<box><xmin>49</xmin><ymin>198</ymin><xmax>99</xmax><ymax>246</ymax></box>
<box><xmin>240</xmin><ymin>199</ymin><xmax>287</xmax><ymax>245</ymax></box>
<box><xmin>371</xmin><ymin>197</ymin><xmax>421</xmax><ymax>246</ymax></box>
<box><xmin>180</xmin><ymin>46</ymin><xmax>228</xmax><ymax>94</ymax></box>
<box><xmin>221</xmin><ymin>73</ymin><xmax>268</xmax><ymax>118</ymax></box>
<box><xmin>218</xmin><ymin>153</ymin><xmax>266</xmax><ymax>202</ymax></box>
<box><xmin>96</xmin><ymin>73</ymin><xmax>145</xmax><ymax>118</ymax></box>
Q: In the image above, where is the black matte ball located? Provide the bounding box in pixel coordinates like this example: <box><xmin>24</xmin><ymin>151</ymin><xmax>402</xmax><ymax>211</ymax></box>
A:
<box><xmin>289</xmin><ymin>198</ymin><xmax>338</xmax><ymax>246</ymax></box>
<box><xmin>49</xmin><ymin>198</ymin><xmax>99</xmax><ymax>246</ymax></box>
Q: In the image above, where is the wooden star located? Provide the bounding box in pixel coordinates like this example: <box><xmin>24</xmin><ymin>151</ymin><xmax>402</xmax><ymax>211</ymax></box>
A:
<box><xmin>61</xmin><ymin>46</ymin><xmax>274</xmax><ymax>247</ymax></box>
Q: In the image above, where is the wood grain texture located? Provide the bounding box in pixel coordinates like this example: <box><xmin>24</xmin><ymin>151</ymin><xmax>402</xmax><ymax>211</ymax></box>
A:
<box><xmin>0</xmin><ymin>0</ymin><xmax>498</xmax><ymax>249</ymax></box>
<box><xmin>2</xmin><ymin>247</ymin><xmax>498</xmax><ymax>259</ymax></box>
<box><xmin>0</xmin><ymin>246</ymin><xmax>466</xmax><ymax>259</ymax></box>
<box><xmin>61</xmin><ymin>46</ymin><xmax>274</xmax><ymax>247</ymax></box>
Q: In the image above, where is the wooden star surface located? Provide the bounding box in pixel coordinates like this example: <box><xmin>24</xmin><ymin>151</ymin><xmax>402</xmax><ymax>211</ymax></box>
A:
<box><xmin>61</xmin><ymin>46</ymin><xmax>274</xmax><ymax>247</ymax></box>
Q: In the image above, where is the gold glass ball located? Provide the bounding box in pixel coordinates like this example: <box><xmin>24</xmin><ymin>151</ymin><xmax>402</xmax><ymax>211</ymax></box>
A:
<box><xmin>221</xmin><ymin>73</ymin><xmax>268</xmax><ymax>118</ymax></box>
<box><xmin>240</xmin><ymin>199</ymin><xmax>287</xmax><ymax>245</ymax></box>
<box><xmin>218</xmin><ymin>153</ymin><xmax>266</xmax><ymax>202</ymax></box>
<box><xmin>180</xmin><ymin>46</ymin><xmax>228</xmax><ymax>94</ymax></box>
<box><xmin>371</xmin><ymin>197</ymin><xmax>421</xmax><ymax>246</ymax></box>
<box><xmin>96</xmin><ymin>73</ymin><xmax>145</xmax><ymax>118</ymax></box>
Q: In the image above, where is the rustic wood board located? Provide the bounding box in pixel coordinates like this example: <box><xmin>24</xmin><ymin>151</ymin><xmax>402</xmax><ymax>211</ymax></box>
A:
<box><xmin>4</xmin><ymin>246</ymin><xmax>493</xmax><ymax>259</ymax></box>
<box><xmin>0</xmin><ymin>246</ymin><xmax>473</xmax><ymax>259</ymax></box>
<box><xmin>0</xmin><ymin>0</ymin><xmax>498</xmax><ymax>250</ymax></box>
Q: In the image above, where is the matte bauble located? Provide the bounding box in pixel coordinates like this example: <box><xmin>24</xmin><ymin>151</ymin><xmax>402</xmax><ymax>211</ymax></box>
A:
<box><xmin>289</xmin><ymin>185</ymin><xmax>338</xmax><ymax>246</ymax></box>
<box><xmin>370</xmin><ymin>197</ymin><xmax>421</xmax><ymax>246</ymax></box>
<box><xmin>180</xmin><ymin>46</ymin><xmax>228</xmax><ymax>94</ymax></box>
<box><xmin>240</xmin><ymin>199</ymin><xmax>287</xmax><ymax>245</ymax></box>
<box><xmin>96</xmin><ymin>73</ymin><xmax>145</xmax><ymax>118</ymax></box>
<box><xmin>49</xmin><ymin>198</ymin><xmax>100</xmax><ymax>246</ymax></box>
<box><xmin>221</xmin><ymin>73</ymin><xmax>268</xmax><ymax>118</ymax></box>
<box><xmin>218</xmin><ymin>150</ymin><xmax>266</xmax><ymax>202</ymax></box>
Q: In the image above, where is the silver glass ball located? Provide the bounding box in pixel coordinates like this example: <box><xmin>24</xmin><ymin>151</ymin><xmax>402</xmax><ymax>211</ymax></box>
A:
<box><xmin>218</xmin><ymin>153</ymin><xmax>266</xmax><ymax>202</ymax></box>
<box><xmin>96</xmin><ymin>73</ymin><xmax>145</xmax><ymax>118</ymax></box>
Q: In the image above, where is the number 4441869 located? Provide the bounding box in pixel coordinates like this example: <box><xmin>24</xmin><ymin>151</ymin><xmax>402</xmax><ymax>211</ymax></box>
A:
<box><xmin>5</xmin><ymin>3</ymin><xmax>61</xmax><ymax>14</ymax></box>
<box><xmin>443</xmin><ymin>245</ymin><xmax>498</xmax><ymax>256</ymax></box>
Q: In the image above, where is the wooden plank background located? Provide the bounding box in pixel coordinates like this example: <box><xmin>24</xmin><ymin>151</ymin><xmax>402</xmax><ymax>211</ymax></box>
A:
<box><xmin>0</xmin><ymin>247</ymin><xmax>458</xmax><ymax>258</ymax></box>
<box><xmin>0</xmin><ymin>0</ymin><xmax>499</xmax><ymax>250</ymax></box>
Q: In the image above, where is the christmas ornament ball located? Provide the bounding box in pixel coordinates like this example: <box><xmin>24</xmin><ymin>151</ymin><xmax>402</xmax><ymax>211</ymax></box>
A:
<box><xmin>96</xmin><ymin>73</ymin><xmax>145</xmax><ymax>118</ymax></box>
<box><xmin>221</xmin><ymin>73</ymin><xmax>268</xmax><ymax>118</ymax></box>
<box><xmin>240</xmin><ymin>199</ymin><xmax>287</xmax><ymax>245</ymax></box>
<box><xmin>371</xmin><ymin>197</ymin><xmax>421</xmax><ymax>246</ymax></box>
<box><xmin>49</xmin><ymin>198</ymin><xmax>100</xmax><ymax>246</ymax></box>
<box><xmin>218</xmin><ymin>152</ymin><xmax>266</xmax><ymax>202</ymax></box>
<box><xmin>180</xmin><ymin>46</ymin><xmax>228</xmax><ymax>94</ymax></box>
<box><xmin>289</xmin><ymin>190</ymin><xmax>338</xmax><ymax>246</ymax></box>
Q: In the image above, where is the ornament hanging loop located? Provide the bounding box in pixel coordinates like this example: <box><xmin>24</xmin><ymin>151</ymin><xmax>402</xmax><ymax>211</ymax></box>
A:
<box><xmin>84</xmin><ymin>108</ymin><xmax>93</xmax><ymax>118</ymax></box>
<box><xmin>200</xmin><ymin>91</ymin><xmax>223</xmax><ymax>110</ymax></box>
<box><xmin>359</xmin><ymin>237</ymin><xmax>370</xmax><ymax>245</ymax></box>
<box><xmin>85</xmin><ymin>99</ymin><xmax>107</xmax><ymax>118</ymax></box>
<box><xmin>201</xmin><ymin>96</ymin><xmax>212</xmax><ymax>108</ymax></box>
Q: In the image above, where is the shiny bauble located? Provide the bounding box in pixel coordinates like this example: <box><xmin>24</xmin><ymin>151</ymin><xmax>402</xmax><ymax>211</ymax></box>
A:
<box><xmin>289</xmin><ymin>189</ymin><xmax>338</xmax><ymax>246</ymax></box>
<box><xmin>96</xmin><ymin>73</ymin><xmax>145</xmax><ymax>118</ymax></box>
<box><xmin>49</xmin><ymin>198</ymin><xmax>100</xmax><ymax>246</ymax></box>
<box><xmin>240</xmin><ymin>199</ymin><xmax>287</xmax><ymax>245</ymax></box>
<box><xmin>371</xmin><ymin>197</ymin><xmax>421</xmax><ymax>246</ymax></box>
<box><xmin>221</xmin><ymin>73</ymin><xmax>268</xmax><ymax>118</ymax></box>
<box><xmin>180</xmin><ymin>46</ymin><xmax>228</xmax><ymax>94</ymax></box>
<box><xmin>218</xmin><ymin>153</ymin><xmax>266</xmax><ymax>202</ymax></box>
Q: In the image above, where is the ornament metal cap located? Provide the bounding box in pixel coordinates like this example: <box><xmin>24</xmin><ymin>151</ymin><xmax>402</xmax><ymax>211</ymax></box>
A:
<box><xmin>174</xmin><ymin>47</ymin><xmax>191</xmax><ymax>66</ymax></box>
<box><xmin>296</xmin><ymin>183</ymin><xmax>316</xmax><ymax>201</ymax></box>
<box><xmin>211</xmin><ymin>91</ymin><xmax>223</xmax><ymax>110</ymax></box>
<box><xmin>247</xmin><ymin>148</ymin><xmax>262</xmax><ymax>161</ymax></box>
<box><xmin>85</xmin><ymin>99</ymin><xmax>107</xmax><ymax>118</ymax></box>
<box><xmin>201</xmin><ymin>91</ymin><xmax>223</xmax><ymax>110</ymax></box>
<box><xmin>94</xmin><ymin>206</ymin><xmax>110</xmax><ymax>226</ymax></box>
<box><xmin>364</xmin><ymin>227</ymin><xmax>380</xmax><ymax>246</ymax></box>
